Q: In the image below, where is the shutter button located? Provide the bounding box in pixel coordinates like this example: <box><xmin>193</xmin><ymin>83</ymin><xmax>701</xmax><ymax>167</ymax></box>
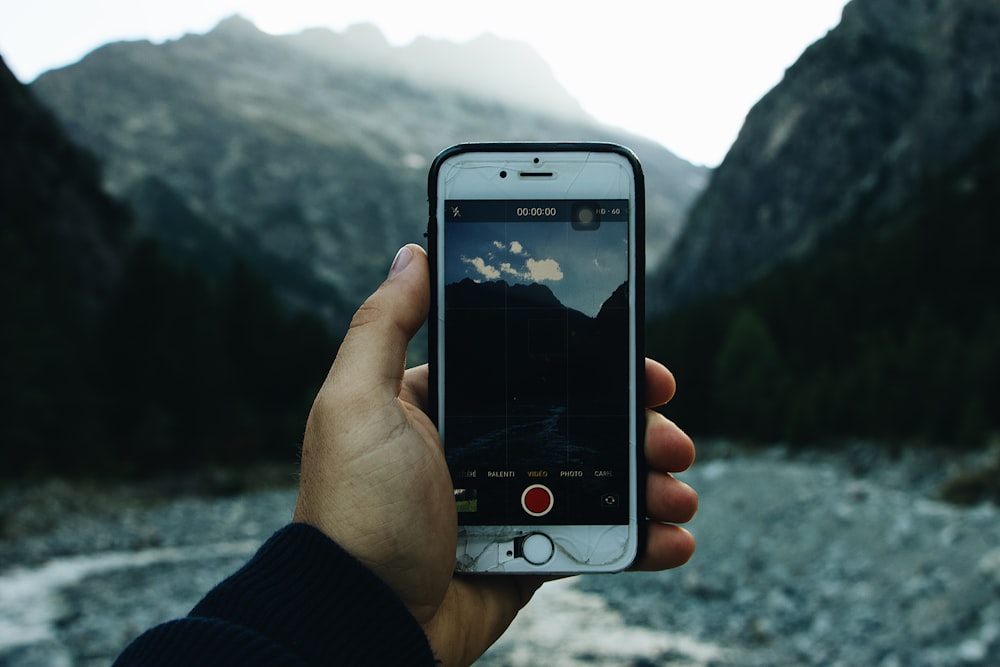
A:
<box><xmin>521</xmin><ymin>484</ymin><xmax>553</xmax><ymax>517</ymax></box>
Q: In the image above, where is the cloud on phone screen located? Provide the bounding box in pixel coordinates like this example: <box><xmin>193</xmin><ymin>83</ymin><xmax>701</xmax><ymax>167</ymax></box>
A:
<box><xmin>449</xmin><ymin>223</ymin><xmax>626</xmax><ymax>317</ymax></box>
<box><xmin>462</xmin><ymin>239</ymin><xmax>562</xmax><ymax>284</ymax></box>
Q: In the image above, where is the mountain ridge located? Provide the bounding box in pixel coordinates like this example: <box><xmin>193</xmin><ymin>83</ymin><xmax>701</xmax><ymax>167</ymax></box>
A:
<box><xmin>30</xmin><ymin>17</ymin><xmax>707</xmax><ymax>331</ymax></box>
<box><xmin>277</xmin><ymin>16</ymin><xmax>590</xmax><ymax>122</ymax></box>
<box><xmin>653</xmin><ymin>0</ymin><xmax>1000</xmax><ymax>312</ymax></box>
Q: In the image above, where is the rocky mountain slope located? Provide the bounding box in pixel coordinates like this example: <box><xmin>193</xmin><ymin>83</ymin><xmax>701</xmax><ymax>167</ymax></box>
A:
<box><xmin>654</xmin><ymin>0</ymin><xmax>1000</xmax><ymax>311</ymax></box>
<box><xmin>28</xmin><ymin>16</ymin><xmax>707</xmax><ymax>331</ymax></box>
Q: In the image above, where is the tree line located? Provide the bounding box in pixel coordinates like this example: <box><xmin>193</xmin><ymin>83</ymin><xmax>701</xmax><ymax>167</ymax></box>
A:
<box><xmin>1</xmin><ymin>233</ymin><xmax>337</xmax><ymax>479</ymax></box>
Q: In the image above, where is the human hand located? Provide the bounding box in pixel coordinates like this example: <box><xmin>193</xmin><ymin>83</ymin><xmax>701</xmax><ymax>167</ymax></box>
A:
<box><xmin>293</xmin><ymin>244</ymin><xmax>697</xmax><ymax>666</ymax></box>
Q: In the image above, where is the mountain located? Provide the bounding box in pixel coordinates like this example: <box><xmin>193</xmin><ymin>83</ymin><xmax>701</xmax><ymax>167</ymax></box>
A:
<box><xmin>653</xmin><ymin>0</ymin><xmax>1000</xmax><ymax>312</ymax></box>
<box><xmin>1</xmin><ymin>54</ymin><xmax>131</xmax><ymax>469</ymax></box>
<box><xmin>0</xmin><ymin>51</ymin><xmax>129</xmax><ymax>464</ymax></box>
<box><xmin>648</xmin><ymin>123</ymin><xmax>1000</xmax><ymax>444</ymax></box>
<box><xmin>0</xmin><ymin>56</ymin><xmax>130</xmax><ymax>313</ymax></box>
<box><xmin>1</xmin><ymin>53</ymin><xmax>120</xmax><ymax>472</ymax></box>
<box><xmin>642</xmin><ymin>0</ymin><xmax>1000</xmax><ymax>445</ymax></box>
<box><xmin>1</xmin><ymin>54</ymin><xmax>337</xmax><ymax>478</ymax></box>
<box><xmin>28</xmin><ymin>16</ymin><xmax>707</xmax><ymax>332</ymax></box>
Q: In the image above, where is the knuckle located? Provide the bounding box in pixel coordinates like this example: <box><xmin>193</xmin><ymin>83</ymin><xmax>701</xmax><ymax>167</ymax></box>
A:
<box><xmin>349</xmin><ymin>298</ymin><xmax>383</xmax><ymax>332</ymax></box>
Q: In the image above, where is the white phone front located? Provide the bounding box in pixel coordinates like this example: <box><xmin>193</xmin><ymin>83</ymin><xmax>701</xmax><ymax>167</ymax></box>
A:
<box><xmin>428</xmin><ymin>143</ymin><xmax>645</xmax><ymax>574</ymax></box>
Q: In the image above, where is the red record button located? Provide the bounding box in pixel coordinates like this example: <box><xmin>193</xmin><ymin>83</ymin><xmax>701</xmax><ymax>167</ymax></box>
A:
<box><xmin>521</xmin><ymin>484</ymin><xmax>554</xmax><ymax>517</ymax></box>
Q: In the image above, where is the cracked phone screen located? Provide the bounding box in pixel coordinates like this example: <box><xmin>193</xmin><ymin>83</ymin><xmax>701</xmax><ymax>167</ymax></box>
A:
<box><xmin>442</xmin><ymin>199</ymin><xmax>631</xmax><ymax>537</ymax></box>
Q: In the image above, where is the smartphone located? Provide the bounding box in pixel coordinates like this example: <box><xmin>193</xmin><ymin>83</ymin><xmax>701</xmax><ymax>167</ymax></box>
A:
<box><xmin>427</xmin><ymin>142</ymin><xmax>645</xmax><ymax>574</ymax></box>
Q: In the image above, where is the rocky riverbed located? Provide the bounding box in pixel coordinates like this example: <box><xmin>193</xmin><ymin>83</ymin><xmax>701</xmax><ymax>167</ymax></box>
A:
<box><xmin>1</xmin><ymin>444</ymin><xmax>998</xmax><ymax>666</ymax></box>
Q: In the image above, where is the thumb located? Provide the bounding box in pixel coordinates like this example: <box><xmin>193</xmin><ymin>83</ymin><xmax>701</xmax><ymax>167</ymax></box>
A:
<box><xmin>326</xmin><ymin>244</ymin><xmax>429</xmax><ymax>402</ymax></box>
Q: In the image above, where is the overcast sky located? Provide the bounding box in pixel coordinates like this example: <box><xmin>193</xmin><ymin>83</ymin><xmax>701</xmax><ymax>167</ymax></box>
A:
<box><xmin>0</xmin><ymin>0</ymin><xmax>850</xmax><ymax>166</ymax></box>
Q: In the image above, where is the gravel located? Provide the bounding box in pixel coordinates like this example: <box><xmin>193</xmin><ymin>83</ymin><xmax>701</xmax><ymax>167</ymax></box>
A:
<box><xmin>1</xmin><ymin>444</ymin><xmax>998</xmax><ymax>666</ymax></box>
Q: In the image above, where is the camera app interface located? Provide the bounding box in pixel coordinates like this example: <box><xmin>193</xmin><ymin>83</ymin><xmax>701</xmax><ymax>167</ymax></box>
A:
<box><xmin>443</xmin><ymin>199</ymin><xmax>631</xmax><ymax>526</ymax></box>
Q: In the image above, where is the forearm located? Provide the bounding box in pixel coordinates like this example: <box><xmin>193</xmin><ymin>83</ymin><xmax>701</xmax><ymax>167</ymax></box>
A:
<box><xmin>114</xmin><ymin>523</ymin><xmax>436</xmax><ymax>666</ymax></box>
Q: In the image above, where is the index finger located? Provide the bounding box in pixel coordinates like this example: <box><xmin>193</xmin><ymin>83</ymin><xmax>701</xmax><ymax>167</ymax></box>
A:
<box><xmin>402</xmin><ymin>363</ymin><xmax>429</xmax><ymax>411</ymax></box>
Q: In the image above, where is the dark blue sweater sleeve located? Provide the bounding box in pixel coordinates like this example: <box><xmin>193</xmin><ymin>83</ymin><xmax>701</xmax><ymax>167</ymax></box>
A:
<box><xmin>113</xmin><ymin>523</ymin><xmax>437</xmax><ymax>666</ymax></box>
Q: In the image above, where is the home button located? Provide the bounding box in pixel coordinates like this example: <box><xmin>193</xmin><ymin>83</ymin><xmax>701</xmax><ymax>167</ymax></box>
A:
<box><xmin>522</xmin><ymin>533</ymin><xmax>555</xmax><ymax>565</ymax></box>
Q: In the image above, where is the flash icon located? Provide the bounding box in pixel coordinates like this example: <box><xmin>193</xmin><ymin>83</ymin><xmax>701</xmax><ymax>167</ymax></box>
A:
<box><xmin>451</xmin><ymin>206</ymin><xmax>461</xmax><ymax>218</ymax></box>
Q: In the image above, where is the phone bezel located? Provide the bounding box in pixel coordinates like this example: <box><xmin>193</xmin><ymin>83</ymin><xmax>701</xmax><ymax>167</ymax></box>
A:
<box><xmin>427</xmin><ymin>142</ymin><xmax>646</xmax><ymax>574</ymax></box>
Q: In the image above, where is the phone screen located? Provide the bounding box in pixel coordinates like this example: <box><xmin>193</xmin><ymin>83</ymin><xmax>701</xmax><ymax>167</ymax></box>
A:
<box><xmin>441</xmin><ymin>199</ymin><xmax>632</xmax><ymax>526</ymax></box>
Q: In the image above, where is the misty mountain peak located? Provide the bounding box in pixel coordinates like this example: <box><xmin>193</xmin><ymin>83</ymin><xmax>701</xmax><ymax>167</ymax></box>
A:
<box><xmin>342</xmin><ymin>22</ymin><xmax>391</xmax><ymax>48</ymax></box>
<box><xmin>211</xmin><ymin>14</ymin><xmax>265</xmax><ymax>38</ymax></box>
<box><xmin>400</xmin><ymin>31</ymin><xmax>585</xmax><ymax>121</ymax></box>
<box><xmin>290</xmin><ymin>21</ymin><xmax>392</xmax><ymax>58</ymax></box>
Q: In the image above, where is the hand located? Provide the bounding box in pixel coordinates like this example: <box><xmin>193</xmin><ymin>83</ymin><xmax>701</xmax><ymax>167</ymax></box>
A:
<box><xmin>293</xmin><ymin>244</ymin><xmax>697</xmax><ymax>666</ymax></box>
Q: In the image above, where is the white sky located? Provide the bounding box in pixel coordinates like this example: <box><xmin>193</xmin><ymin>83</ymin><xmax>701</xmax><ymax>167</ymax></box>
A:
<box><xmin>0</xmin><ymin>0</ymin><xmax>849</xmax><ymax>166</ymax></box>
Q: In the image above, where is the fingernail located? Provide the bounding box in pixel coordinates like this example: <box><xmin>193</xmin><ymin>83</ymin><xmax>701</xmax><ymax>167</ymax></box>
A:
<box><xmin>388</xmin><ymin>245</ymin><xmax>413</xmax><ymax>279</ymax></box>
